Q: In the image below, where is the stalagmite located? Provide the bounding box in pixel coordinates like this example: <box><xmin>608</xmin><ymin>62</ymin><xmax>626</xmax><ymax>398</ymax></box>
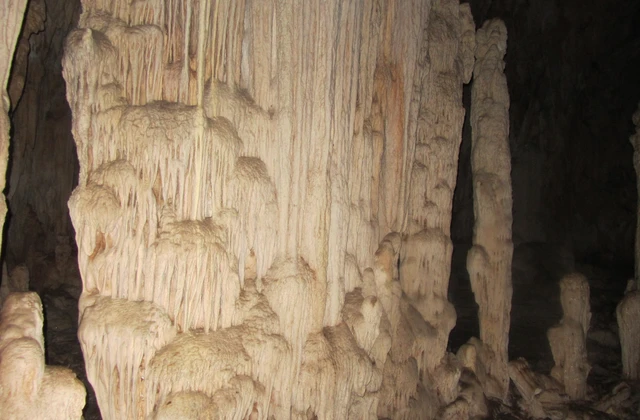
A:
<box><xmin>467</xmin><ymin>18</ymin><xmax>513</xmax><ymax>400</ymax></box>
<box><xmin>0</xmin><ymin>293</ymin><xmax>85</xmax><ymax>419</ymax></box>
<box><xmin>547</xmin><ymin>273</ymin><xmax>591</xmax><ymax>399</ymax></box>
<box><xmin>619</xmin><ymin>103</ymin><xmax>640</xmax><ymax>380</ymax></box>
<box><xmin>62</xmin><ymin>0</ymin><xmax>487</xmax><ymax>418</ymax></box>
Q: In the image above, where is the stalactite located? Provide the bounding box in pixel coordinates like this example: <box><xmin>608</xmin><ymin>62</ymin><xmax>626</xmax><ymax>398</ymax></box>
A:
<box><xmin>467</xmin><ymin>18</ymin><xmax>513</xmax><ymax>400</ymax></box>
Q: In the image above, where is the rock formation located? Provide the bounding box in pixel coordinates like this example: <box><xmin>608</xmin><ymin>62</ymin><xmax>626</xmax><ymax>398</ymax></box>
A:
<box><xmin>402</xmin><ymin>0</ymin><xmax>475</xmax><ymax>379</ymax></box>
<box><xmin>0</xmin><ymin>292</ymin><xmax>85</xmax><ymax>419</ymax></box>
<box><xmin>547</xmin><ymin>273</ymin><xmax>591</xmax><ymax>399</ymax></box>
<box><xmin>466</xmin><ymin>18</ymin><xmax>513</xmax><ymax>400</ymax></box>
<box><xmin>61</xmin><ymin>0</ymin><xmax>490</xmax><ymax>418</ymax></box>
<box><xmin>508</xmin><ymin>358</ymin><xmax>567</xmax><ymax>419</ymax></box>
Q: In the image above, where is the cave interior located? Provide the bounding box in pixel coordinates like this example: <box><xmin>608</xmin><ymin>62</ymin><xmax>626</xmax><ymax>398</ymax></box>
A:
<box><xmin>1</xmin><ymin>0</ymin><xmax>640</xmax><ymax>419</ymax></box>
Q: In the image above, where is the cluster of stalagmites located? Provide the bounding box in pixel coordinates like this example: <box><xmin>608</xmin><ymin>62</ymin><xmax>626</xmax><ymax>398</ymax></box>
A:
<box><xmin>0</xmin><ymin>293</ymin><xmax>85</xmax><ymax>419</ymax></box>
<box><xmin>51</xmin><ymin>0</ymin><xmax>618</xmax><ymax>419</ymax></box>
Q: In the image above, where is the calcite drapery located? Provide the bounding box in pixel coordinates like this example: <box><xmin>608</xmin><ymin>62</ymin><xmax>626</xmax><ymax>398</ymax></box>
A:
<box><xmin>62</xmin><ymin>0</ymin><xmax>486</xmax><ymax>418</ymax></box>
<box><xmin>467</xmin><ymin>18</ymin><xmax>513</xmax><ymax>400</ymax></box>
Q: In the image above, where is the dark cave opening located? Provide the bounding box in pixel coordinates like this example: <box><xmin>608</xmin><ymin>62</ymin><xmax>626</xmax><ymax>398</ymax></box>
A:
<box><xmin>447</xmin><ymin>82</ymin><xmax>479</xmax><ymax>354</ymax></box>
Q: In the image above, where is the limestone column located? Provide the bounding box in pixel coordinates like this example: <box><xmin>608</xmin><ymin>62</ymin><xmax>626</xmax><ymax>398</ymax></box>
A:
<box><xmin>62</xmin><ymin>0</ymin><xmax>478</xmax><ymax>418</ymax></box>
<box><xmin>401</xmin><ymin>0</ymin><xmax>475</xmax><ymax>378</ymax></box>
<box><xmin>467</xmin><ymin>19</ymin><xmax>513</xmax><ymax>400</ymax></box>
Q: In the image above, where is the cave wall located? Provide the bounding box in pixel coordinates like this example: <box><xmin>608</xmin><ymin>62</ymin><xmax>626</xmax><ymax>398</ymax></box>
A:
<box><xmin>0</xmin><ymin>0</ymin><xmax>29</xmax><ymax>258</ymax></box>
<box><xmin>6</xmin><ymin>0</ymin><xmax>80</xmax><ymax>293</ymax></box>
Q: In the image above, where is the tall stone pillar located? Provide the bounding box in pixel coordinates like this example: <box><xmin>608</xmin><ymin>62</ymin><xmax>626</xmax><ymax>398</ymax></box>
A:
<box><xmin>62</xmin><ymin>0</ymin><xmax>479</xmax><ymax>418</ymax></box>
<box><xmin>401</xmin><ymin>0</ymin><xmax>475</xmax><ymax>379</ymax></box>
<box><xmin>467</xmin><ymin>18</ymin><xmax>513</xmax><ymax>400</ymax></box>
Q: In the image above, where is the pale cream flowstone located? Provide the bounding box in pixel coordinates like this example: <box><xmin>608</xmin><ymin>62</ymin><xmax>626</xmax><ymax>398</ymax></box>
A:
<box><xmin>78</xmin><ymin>295</ymin><xmax>176</xmax><ymax>419</ymax></box>
<box><xmin>0</xmin><ymin>292</ymin><xmax>85</xmax><ymax>420</ymax></box>
<box><xmin>62</xmin><ymin>0</ymin><xmax>494</xmax><ymax>418</ymax></box>
<box><xmin>466</xmin><ymin>18</ymin><xmax>513</xmax><ymax>401</ymax></box>
<box><xmin>547</xmin><ymin>273</ymin><xmax>591</xmax><ymax>399</ymax></box>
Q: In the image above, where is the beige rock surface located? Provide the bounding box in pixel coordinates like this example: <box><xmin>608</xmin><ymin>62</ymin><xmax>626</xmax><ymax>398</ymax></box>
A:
<box><xmin>467</xmin><ymin>18</ymin><xmax>513</xmax><ymax>401</ymax></box>
<box><xmin>0</xmin><ymin>292</ymin><xmax>85</xmax><ymax>419</ymax></box>
<box><xmin>60</xmin><ymin>0</ymin><xmax>507</xmax><ymax>418</ymax></box>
